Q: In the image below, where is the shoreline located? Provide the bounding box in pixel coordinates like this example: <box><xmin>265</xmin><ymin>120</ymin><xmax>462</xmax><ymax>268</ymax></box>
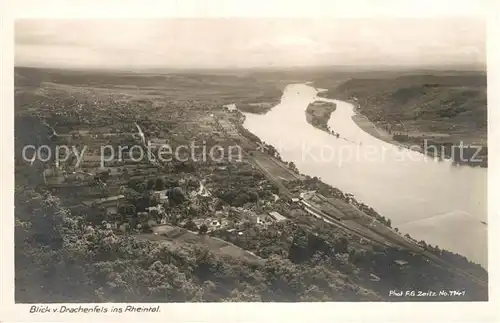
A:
<box><xmin>317</xmin><ymin>93</ymin><xmax>423</xmax><ymax>152</ymax></box>
<box><xmin>318</xmin><ymin>89</ymin><xmax>487</xmax><ymax>168</ymax></box>
<box><xmin>347</xmin><ymin>102</ymin><xmax>487</xmax><ymax>168</ymax></box>
<box><xmin>350</xmin><ymin>111</ymin><xmax>430</xmax><ymax>156</ymax></box>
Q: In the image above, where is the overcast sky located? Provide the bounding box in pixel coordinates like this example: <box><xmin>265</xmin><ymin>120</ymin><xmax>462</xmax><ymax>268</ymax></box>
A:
<box><xmin>15</xmin><ymin>18</ymin><xmax>486</xmax><ymax>69</ymax></box>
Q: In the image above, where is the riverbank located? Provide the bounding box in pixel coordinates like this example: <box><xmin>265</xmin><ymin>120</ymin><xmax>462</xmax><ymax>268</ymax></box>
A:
<box><xmin>334</xmin><ymin>97</ymin><xmax>443</xmax><ymax>153</ymax></box>
<box><xmin>315</xmin><ymin>73</ymin><xmax>488</xmax><ymax>168</ymax></box>
<box><xmin>351</xmin><ymin>113</ymin><xmax>400</xmax><ymax>146</ymax></box>
<box><xmin>350</xmin><ymin>108</ymin><xmax>429</xmax><ymax>155</ymax></box>
<box><xmin>236</xmin><ymin>101</ymin><xmax>281</xmax><ymax>114</ymax></box>
<box><xmin>351</xmin><ymin>107</ymin><xmax>487</xmax><ymax>168</ymax></box>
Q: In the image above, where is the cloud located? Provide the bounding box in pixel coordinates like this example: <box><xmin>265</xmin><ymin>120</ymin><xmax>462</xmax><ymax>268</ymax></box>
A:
<box><xmin>14</xmin><ymin>18</ymin><xmax>486</xmax><ymax>69</ymax></box>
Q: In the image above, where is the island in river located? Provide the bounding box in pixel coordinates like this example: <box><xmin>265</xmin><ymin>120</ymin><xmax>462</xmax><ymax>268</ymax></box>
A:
<box><xmin>305</xmin><ymin>101</ymin><xmax>338</xmax><ymax>135</ymax></box>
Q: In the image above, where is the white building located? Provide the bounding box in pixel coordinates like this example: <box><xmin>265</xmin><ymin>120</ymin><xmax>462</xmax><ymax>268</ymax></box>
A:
<box><xmin>268</xmin><ymin>211</ymin><xmax>287</xmax><ymax>222</ymax></box>
<box><xmin>153</xmin><ymin>190</ymin><xmax>169</xmax><ymax>203</ymax></box>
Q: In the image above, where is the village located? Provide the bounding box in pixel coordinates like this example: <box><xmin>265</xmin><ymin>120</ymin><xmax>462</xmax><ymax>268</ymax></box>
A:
<box><xmin>37</xmin><ymin>107</ymin><xmax>420</xmax><ymax>271</ymax></box>
<box><xmin>36</xmin><ymin>100</ymin><xmax>307</xmax><ymax>246</ymax></box>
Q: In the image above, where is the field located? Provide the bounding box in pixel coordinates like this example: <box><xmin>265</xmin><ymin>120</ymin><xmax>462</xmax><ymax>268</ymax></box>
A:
<box><xmin>136</xmin><ymin>225</ymin><xmax>263</xmax><ymax>264</ymax></box>
<box><xmin>15</xmin><ymin>67</ymin><xmax>286</xmax><ymax>108</ymax></box>
<box><xmin>251</xmin><ymin>151</ymin><xmax>301</xmax><ymax>182</ymax></box>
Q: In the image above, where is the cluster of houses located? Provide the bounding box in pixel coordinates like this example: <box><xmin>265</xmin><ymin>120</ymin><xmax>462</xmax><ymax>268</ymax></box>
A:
<box><xmin>74</xmin><ymin>181</ymin><xmax>291</xmax><ymax>235</ymax></box>
<box><xmin>39</xmin><ymin>122</ymin><xmax>295</xmax><ymax>236</ymax></box>
<box><xmin>78</xmin><ymin>188</ymin><xmax>170</xmax><ymax>232</ymax></box>
<box><xmin>190</xmin><ymin>207</ymin><xmax>288</xmax><ymax>234</ymax></box>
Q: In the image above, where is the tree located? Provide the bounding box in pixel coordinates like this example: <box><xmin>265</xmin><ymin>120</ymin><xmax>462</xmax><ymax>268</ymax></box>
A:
<box><xmin>334</xmin><ymin>237</ymin><xmax>348</xmax><ymax>254</ymax></box>
<box><xmin>168</xmin><ymin>187</ymin><xmax>185</xmax><ymax>205</ymax></box>
<box><xmin>146</xmin><ymin>179</ymin><xmax>155</xmax><ymax>190</ymax></box>
<box><xmin>184</xmin><ymin>220</ymin><xmax>199</xmax><ymax>232</ymax></box>
<box><xmin>96</xmin><ymin>169</ymin><xmax>111</xmax><ymax>183</ymax></box>
<box><xmin>137</xmin><ymin>182</ymin><xmax>147</xmax><ymax>193</ymax></box>
<box><xmin>288</xmin><ymin>161</ymin><xmax>299</xmax><ymax>173</ymax></box>
<box><xmin>154</xmin><ymin>178</ymin><xmax>165</xmax><ymax>191</ymax></box>
<box><xmin>127</xmin><ymin>178</ymin><xmax>143</xmax><ymax>191</ymax></box>
<box><xmin>348</xmin><ymin>249</ymin><xmax>357</xmax><ymax>262</ymax></box>
<box><xmin>198</xmin><ymin>224</ymin><xmax>208</xmax><ymax>235</ymax></box>
<box><xmin>142</xmin><ymin>222</ymin><xmax>153</xmax><ymax>233</ymax></box>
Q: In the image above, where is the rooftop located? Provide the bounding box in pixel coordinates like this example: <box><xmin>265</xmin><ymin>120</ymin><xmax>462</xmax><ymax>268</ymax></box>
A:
<box><xmin>394</xmin><ymin>260</ymin><xmax>409</xmax><ymax>266</ymax></box>
<box><xmin>83</xmin><ymin>194</ymin><xmax>125</xmax><ymax>206</ymax></box>
<box><xmin>268</xmin><ymin>211</ymin><xmax>287</xmax><ymax>222</ymax></box>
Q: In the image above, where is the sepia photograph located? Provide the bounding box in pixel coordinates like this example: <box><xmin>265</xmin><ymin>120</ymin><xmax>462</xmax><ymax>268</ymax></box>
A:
<box><xmin>3</xmin><ymin>1</ymin><xmax>498</xmax><ymax>320</ymax></box>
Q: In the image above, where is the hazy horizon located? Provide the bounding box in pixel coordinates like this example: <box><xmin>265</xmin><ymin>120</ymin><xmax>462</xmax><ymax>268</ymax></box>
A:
<box><xmin>15</xmin><ymin>18</ymin><xmax>486</xmax><ymax>70</ymax></box>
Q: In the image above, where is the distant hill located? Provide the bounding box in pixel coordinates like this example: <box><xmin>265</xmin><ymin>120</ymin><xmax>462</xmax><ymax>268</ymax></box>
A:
<box><xmin>313</xmin><ymin>71</ymin><xmax>487</xmax><ymax>167</ymax></box>
<box><xmin>14</xmin><ymin>67</ymin><xmax>284</xmax><ymax>108</ymax></box>
<box><xmin>318</xmin><ymin>72</ymin><xmax>486</xmax><ymax>130</ymax></box>
<box><xmin>315</xmin><ymin>72</ymin><xmax>487</xmax><ymax>142</ymax></box>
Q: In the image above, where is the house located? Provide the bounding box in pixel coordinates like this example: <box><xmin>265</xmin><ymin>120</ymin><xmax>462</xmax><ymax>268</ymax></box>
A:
<box><xmin>299</xmin><ymin>191</ymin><xmax>315</xmax><ymax>199</ymax></box>
<box><xmin>64</xmin><ymin>172</ymin><xmax>88</xmax><ymax>183</ymax></box>
<box><xmin>105</xmin><ymin>206</ymin><xmax>118</xmax><ymax>216</ymax></box>
<box><xmin>250</xmin><ymin>214</ymin><xmax>269</xmax><ymax>225</ymax></box>
<box><xmin>137</xmin><ymin>211</ymin><xmax>149</xmax><ymax>222</ymax></box>
<box><xmin>394</xmin><ymin>260</ymin><xmax>409</xmax><ymax>267</ymax></box>
<box><xmin>147</xmin><ymin>219</ymin><xmax>158</xmax><ymax>227</ymax></box>
<box><xmin>249</xmin><ymin>216</ymin><xmax>259</xmax><ymax>224</ymax></box>
<box><xmin>193</xmin><ymin>219</ymin><xmax>206</xmax><ymax>227</ymax></box>
<box><xmin>224</xmin><ymin>103</ymin><xmax>237</xmax><ymax>112</ymax></box>
<box><xmin>290</xmin><ymin>197</ymin><xmax>301</xmax><ymax>204</ymax></box>
<box><xmin>119</xmin><ymin>222</ymin><xmax>130</xmax><ymax>232</ymax></box>
<box><xmin>268</xmin><ymin>211</ymin><xmax>287</xmax><ymax>222</ymax></box>
<box><xmin>209</xmin><ymin>219</ymin><xmax>221</xmax><ymax>228</ymax></box>
<box><xmin>256</xmin><ymin>217</ymin><xmax>266</xmax><ymax>225</ymax></box>
<box><xmin>215</xmin><ymin>210</ymin><xmax>228</xmax><ymax>218</ymax></box>
<box><xmin>148</xmin><ymin>138</ymin><xmax>169</xmax><ymax>149</ymax></box>
<box><xmin>43</xmin><ymin>168</ymin><xmax>65</xmax><ymax>185</ymax></box>
<box><xmin>153</xmin><ymin>190</ymin><xmax>169</xmax><ymax>203</ymax></box>
<box><xmin>83</xmin><ymin>195</ymin><xmax>126</xmax><ymax>208</ymax></box>
<box><xmin>146</xmin><ymin>204</ymin><xmax>165</xmax><ymax>215</ymax></box>
<box><xmin>102</xmin><ymin>219</ymin><xmax>120</xmax><ymax>230</ymax></box>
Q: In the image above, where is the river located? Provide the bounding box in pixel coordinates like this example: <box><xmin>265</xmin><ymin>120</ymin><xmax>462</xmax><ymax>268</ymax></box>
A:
<box><xmin>243</xmin><ymin>83</ymin><xmax>487</xmax><ymax>267</ymax></box>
